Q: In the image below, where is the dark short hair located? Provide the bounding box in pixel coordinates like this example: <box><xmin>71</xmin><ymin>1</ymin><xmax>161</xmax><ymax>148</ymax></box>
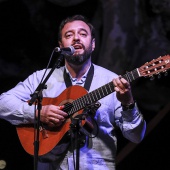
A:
<box><xmin>58</xmin><ymin>15</ymin><xmax>95</xmax><ymax>41</ymax></box>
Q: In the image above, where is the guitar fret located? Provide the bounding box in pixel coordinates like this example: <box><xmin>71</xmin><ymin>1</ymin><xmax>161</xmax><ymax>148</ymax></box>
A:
<box><xmin>81</xmin><ymin>96</ymin><xmax>87</xmax><ymax>107</ymax></box>
<box><xmin>74</xmin><ymin>99</ymin><xmax>81</xmax><ymax>113</ymax></box>
<box><xmin>134</xmin><ymin>69</ymin><xmax>140</xmax><ymax>79</ymax></box>
<box><xmin>78</xmin><ymin>98</ymin><xmax>84</xmax><ymax>109</ymax></box>
<box><xmin>131</xmin><ymin>69</ymin><xmax>139</xmax><ymax>80</ymax></box>
<box><xmin>81</xmin><ymin>95</ymin><xmax>86</xmax><ymax>107</ymax></box>
<box><xmin>103</xmin><ymin>86</ymin><xmax>108</xmax><ymax>96</ymax></box>
<box><xmin>123</xmin><ymin>73</ymin><xmax>131</xmax><ymax>82</ymax></box>
<box><xmin>84</xmin><ymin>95</ymin><xmax>89</xmax><ymax>105</ymax></box>
<box><xmin>86</xmin><ymin>93</ymin><xmax>93</xmax><ymax>105</ymax></box>
<box><xmin>104</xmin><ymin>86</ymin><xmax>108</xmax><ymax>95</ymax></box>
<box><xmin>128</xmin><ymin>71</ymin><xmax>134</xmax><ymax>81</ymax></box>
<box><xmin>93</xmin><ymin>91</ymin><xmax>98</xmax><ymax>101</ymax></box>
<box><xmin>90</xmin><ymin>92</ymin><xmax>94</xmax><ymax>102</ymax></box>
<box><xmin>123</xmin><ymin>69</ymin><xmax>139</xmax><ymax>82</ymax></box>
<box><xmin>129</xmin><ymin>72</ymin><xmax>133</xmax><ymax>81</ymax></box>
<box><xmin>96</xmin><ymin>89</ymin><xmax>101</xmax><ymax>99</ymax></box>
<box><xmin>131</xmin><ymin>71</ymin><xmax>135</xmax><ymax>80</ymax></box>
<box><xmin>92</xmin><ymin>89</ymin><xmax>100</xmax><ymax>101</ymax></box>
<box><xmin>106</xmin><ymin>83</ymin><xmax>112</xmax><ymax>94</ymax></box>
<box><xmin>91</xmin><ymin>92</ymin><xmax>97</xmax><ymax>101</ymax></box>
<box><xmin>63</xmin><ymin>103</ymin><xmax>73</xmax><ymax>115</ymax></box>
<box><xmin>100</xmin><ymin>87</ymin><xmax>105</xmax><ymax>96</ymax></box>
<box><xmin>76</xmin><ymin>99</ymin><xmax>81</xmax><ymax>111</ymax></box>
<box><xmin>108</xmin><ymin>83</ymin><xmax>113</xmax><ymax>93</ymax></box>
<box><xmin>70</xmin><ymin>101</ymin><xmax>76</xmax><ymax>114</ymax></box>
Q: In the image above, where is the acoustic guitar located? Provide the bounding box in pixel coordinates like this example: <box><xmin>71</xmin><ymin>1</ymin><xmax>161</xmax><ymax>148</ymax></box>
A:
<box><xmin>16</xmin><ymin>55</ymin><xmax>170</xmax><ymax>156</ymax></box>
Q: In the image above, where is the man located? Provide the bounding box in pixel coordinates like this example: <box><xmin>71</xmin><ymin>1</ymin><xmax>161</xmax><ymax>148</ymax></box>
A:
<box><xmin>0</xmin><ymin>15</ymin><xmax>146</xmax><ymax>170</ymax></box>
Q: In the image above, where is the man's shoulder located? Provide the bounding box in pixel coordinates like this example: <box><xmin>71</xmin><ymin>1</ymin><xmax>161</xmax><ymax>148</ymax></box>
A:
<box><xmin>29</xmin><ymin>66</ymin><xmax>65</xmax><ymax>79</ymax></box>
<box><xmin>93</xmin><ymin>64</ymin><xmax>118</xmax><ymax>77</ymax></box>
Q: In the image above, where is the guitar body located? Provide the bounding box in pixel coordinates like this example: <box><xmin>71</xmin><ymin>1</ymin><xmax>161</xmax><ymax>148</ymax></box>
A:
<box><xmin>16</xmin><ymin>85</ymin><xmax>88</xmax><ymax>156</ymax></box>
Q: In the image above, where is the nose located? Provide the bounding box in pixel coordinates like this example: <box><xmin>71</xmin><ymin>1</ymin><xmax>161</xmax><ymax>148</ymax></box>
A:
<box><xmin>73</xmin><ymin>33</ymin><xmax>80</xmax><ymax>41</ymax></box>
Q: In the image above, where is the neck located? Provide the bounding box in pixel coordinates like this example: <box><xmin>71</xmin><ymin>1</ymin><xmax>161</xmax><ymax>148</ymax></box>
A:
<box><xmin>65</xmin><ymin>59</ymin><xmax>91</xmax><ymax>80</ymax></box>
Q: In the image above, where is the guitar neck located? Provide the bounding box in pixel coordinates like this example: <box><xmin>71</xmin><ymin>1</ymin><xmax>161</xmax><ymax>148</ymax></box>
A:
<box><xmin>122</xmin><ymin>68</ymin><xmax>140</xmax><ymax>82</ymax></box>
<box><xmin>67</xmin><ymin>68</ymin><xmax>140</xmax><ymax>115</ymax></box>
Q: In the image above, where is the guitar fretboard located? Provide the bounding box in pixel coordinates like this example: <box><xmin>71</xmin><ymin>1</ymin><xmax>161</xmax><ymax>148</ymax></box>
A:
<box><xmin>65</xmin><ymin>68</ymin><xmax>140</xmax><ymax>116</ymax></box>
<box><xmin>123</xmin><ymin>68</ymin><xmax>140</xmax><ymax>82</ymax></box>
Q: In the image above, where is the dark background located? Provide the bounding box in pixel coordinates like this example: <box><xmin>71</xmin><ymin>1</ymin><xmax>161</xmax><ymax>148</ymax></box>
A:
<box><xmin>0</xmin><ymin>0</ymin><xmax>170</xmax><ymax>169</ymax></box>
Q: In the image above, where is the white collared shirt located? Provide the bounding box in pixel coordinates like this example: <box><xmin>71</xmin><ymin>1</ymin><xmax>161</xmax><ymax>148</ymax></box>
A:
<box><xmin>65</xmin><ymin>65</ymin><xmax>91</xmax><ymax>86</ymax></box>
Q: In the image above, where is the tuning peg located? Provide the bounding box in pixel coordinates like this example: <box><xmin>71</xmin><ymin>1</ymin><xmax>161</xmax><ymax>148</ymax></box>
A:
<box><xmin>164</xmin><ymin>71</ymin><xmax>168</xmax><ymax>76</ymax></box>
<box><xmin>157</xmin><ymin>74</ymin><xmax>161</xmax><ymax>79</ymax></box>
<box><xmin>150</xmin><ymin>76</ymin><xmax>155</xmax><ymax>80</ymax></box>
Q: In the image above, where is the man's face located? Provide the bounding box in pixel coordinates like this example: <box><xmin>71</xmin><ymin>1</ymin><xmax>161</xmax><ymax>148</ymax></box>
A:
<box><xmin>59</xmin><ymin>20</ymin><xmax>95</xmax><ymax>65</ymax></box>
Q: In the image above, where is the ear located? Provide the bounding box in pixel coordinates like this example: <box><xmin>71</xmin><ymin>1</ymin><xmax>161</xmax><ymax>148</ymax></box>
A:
<box><xmin>58</xmin><ymin>41</ymin><xmax>62</xmax><ymax>48</ymax></box>
<box><xmin>92</xmin><ymin>38</ymin><xmax>95</xmax><ymax>51</ymax></box>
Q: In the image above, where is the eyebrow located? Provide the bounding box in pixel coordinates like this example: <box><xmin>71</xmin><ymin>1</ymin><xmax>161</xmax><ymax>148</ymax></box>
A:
<box><xmin>65</xmin><ymin>28</ymin><xmax>89</xmax><ymax>35</ymax></box>
<box><xmin>79</xmin><ymin>28</ymin><xmax>89</xmax><ymax>34</ymax></box>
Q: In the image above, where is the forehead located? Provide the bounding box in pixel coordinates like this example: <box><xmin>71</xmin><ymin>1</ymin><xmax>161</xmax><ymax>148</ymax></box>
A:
<box><xmin>62</xmin><ymin>20</ymin><xmax>91</xmax><ymax>33</ymax></box>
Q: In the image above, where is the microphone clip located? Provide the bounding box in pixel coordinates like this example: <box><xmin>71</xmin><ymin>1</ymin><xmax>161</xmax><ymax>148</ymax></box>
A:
<box><xmin>54</xmin><ymin>46</ymin><xmax>75</xmax><ymax>56</ymax></box>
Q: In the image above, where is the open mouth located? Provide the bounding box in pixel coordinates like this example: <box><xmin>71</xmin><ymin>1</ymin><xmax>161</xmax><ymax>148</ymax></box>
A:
<box><xmin>73</xmin><ymin>44</ymin><xmax>83</xmax><ymax>50</ymax></box>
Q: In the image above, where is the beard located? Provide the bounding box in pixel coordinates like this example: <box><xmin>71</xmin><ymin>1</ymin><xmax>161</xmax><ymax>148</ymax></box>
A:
<box><xmin>65</xmin><ymin>44</ymin><xmax>93</xmax><ymax>65</ymax></box>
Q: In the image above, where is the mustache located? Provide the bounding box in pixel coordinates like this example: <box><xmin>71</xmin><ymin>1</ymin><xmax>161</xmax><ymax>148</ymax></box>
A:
<box><xmin>72</xmin><ymin>42</ymin><xmax>85</xmax><ymax>49</ymax></box>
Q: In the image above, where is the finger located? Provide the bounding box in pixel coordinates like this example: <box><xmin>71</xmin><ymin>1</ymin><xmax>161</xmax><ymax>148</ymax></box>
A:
<box><xmin>116</xmin><ymin>77</ymin><xmax>131</xmax><ymax>91</ymax></box>
<box><xmin>48</xmin><ymin>120</ymin><xmax>61</xmax><ymax>127</ymax></box>
<box><xmin>113</xmin><ymin>78</ymin><xmax>119</xmax><ymax>87</ymax></box>
<box><xmin>120</xmin><ymin>79</ymin><xmax>130</xmax><ymax>89</ymax></box>
<box><xmin>119</xmin><ymin>76</ymin><xmax>131</xmax><ymax>88</ymax></box>
<box><xmin>50</xmin><ymin>117</ymin><xmax>63</xmax><ymax>126</ymax></box>
<box><xmin>59</xmin><ymin>105</ymin><xmax>64</xmax><ymax>110</ymax></box>
<box><xmin>52</xmin><ymin>117</ymin><xmax>59</xmax><ymax>123</ymax></box>
<box><xmin>115</xmin><ymin>79</ymin><xmax>125</xmax><ymax>91</ymax></box>
<box><xmin>54</xmin><ymin>113</ymin><xmax>65</xmax><ymax>121</ymax></box>
<box><xmin>50</xmin><ymin>107</ymin><xmax>67</xmax><ymax>117</ymax></box>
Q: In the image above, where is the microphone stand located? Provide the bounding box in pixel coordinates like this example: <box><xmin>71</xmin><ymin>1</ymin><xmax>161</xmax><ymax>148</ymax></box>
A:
<box><xmin>70</xmin><ymin>115</ymin><xmax>86</xmax><ymax>170</ymax></box>
<box><xmin>70</xmin><ymin>103</ymin><xmax>99</xmax><ymax>170</ymax></box>
<box><xmin>72</xmin><ymin>117</ymin><xmax>81</xmax><ymax>170</ymax></box>
<box><xmin>28</xmin><ymin>53</ymin><xmax>64</xmax><ymax>170</ymax></box>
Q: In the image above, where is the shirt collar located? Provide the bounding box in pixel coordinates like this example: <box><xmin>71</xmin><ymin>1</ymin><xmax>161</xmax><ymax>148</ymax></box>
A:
<box><xmin>65</xmin><ymin>64</ymin><xmax>91</xmax><ymax>85</ymax></box>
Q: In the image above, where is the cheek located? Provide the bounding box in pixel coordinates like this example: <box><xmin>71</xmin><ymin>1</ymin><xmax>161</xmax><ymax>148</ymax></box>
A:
<box><xmin>61</xmin><ymin>39</ymin><xmax>73</xmax><ymax>47</ymax></box>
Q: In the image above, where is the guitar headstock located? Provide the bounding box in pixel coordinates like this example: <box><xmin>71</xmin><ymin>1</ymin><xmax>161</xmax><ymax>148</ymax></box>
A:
<box><xmin>138</xmin><ymin>55</ymin><xmax>170</xmax><ymax>79</ymax></box>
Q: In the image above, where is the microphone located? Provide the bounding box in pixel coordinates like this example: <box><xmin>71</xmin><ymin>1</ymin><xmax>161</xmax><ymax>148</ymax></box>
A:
<box><xmin>54</xmin><ymin>46</ymin><xmax>75</xmax><ymax>56</ymax></box>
